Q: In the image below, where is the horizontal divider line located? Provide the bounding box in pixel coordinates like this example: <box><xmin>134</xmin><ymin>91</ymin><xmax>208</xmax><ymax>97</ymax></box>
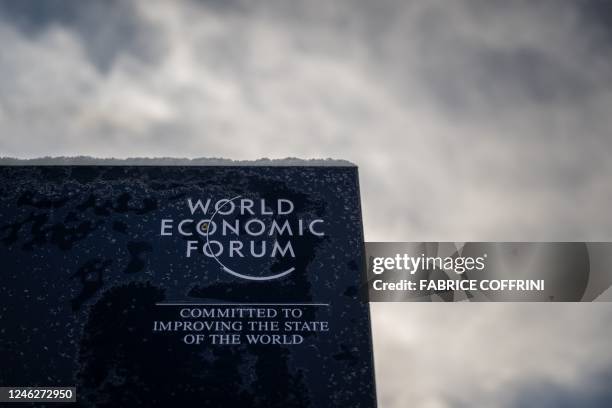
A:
<box><xmin>156</xmin><ymin>302</ymin><xmax>330</xmax><ymax>306</ymax></box>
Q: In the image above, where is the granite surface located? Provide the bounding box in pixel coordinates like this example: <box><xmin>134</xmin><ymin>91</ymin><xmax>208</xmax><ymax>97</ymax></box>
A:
<box><xmin>0</xmin><ymin>165</ymin><xmax>376</xmax><ymax>408</ymax></box>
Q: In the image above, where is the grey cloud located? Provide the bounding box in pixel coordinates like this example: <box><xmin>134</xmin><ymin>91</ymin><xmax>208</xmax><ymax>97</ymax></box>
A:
<box><xmin>0</xmin><ymin>0</ymin><xmax>163</xmax><ymax>71</ymax></box>
<box><xmin>510</xmin><ymin>368</ymin><xmax>612</xmax><ymax>408</ymax></box>
<box><xmin>372</xmin><ymin>303</ymin><xmax>612</xmax><ymax>408</ymax></box>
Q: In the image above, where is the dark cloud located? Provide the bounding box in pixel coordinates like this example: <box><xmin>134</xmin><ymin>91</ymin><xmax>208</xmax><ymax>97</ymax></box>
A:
<box><xmin>0</xmin><ymin>0</ymin><xmax>162</xmax><ymax>71</ymax></box>
<box><xmin>511</xmin><ymin>366</ymin><xmax>612</xmax><ymax>407</ymax></box>
<box><xmin>373</xmin><ymin>303</ymin><xmax>612</xmax><ymax>408</ymax></box>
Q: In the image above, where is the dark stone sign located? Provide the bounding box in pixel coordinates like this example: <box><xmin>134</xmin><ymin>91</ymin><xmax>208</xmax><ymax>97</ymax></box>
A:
<box><xmin>0</xmin><ymin>163</ymin><xmax>376</xmax><ymax>407</ymax></box>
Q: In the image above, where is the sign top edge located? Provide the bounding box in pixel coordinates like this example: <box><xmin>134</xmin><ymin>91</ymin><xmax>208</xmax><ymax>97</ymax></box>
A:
<box><xmin>0</xmin><ymin>156</ymin><xmax>356</xmax><ymax>167</ymax></box>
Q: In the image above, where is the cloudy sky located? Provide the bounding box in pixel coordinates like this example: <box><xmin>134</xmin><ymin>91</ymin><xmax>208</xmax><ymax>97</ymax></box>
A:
<box><xmin>1</xmin><ymin>1</ymin><xmax>612</xmax><ymax>407</ymax></box>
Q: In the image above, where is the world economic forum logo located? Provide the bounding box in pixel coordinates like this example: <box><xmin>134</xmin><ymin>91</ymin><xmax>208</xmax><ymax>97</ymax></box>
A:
<box><xmin>160</xmin><ymin>195</ymin><xmax>325</xmax><ymax>281</ymax></box>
